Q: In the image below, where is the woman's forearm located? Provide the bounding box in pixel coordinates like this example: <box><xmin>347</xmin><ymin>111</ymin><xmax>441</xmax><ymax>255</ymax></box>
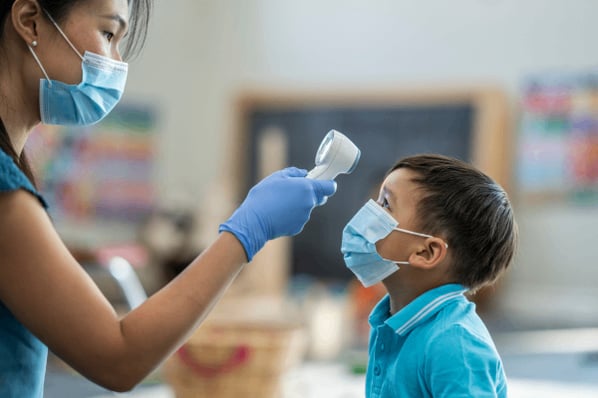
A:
<box><xmin>93</xmin><ymin>232</ymin><xmax>247</xmax><ymax>391</ymax></box>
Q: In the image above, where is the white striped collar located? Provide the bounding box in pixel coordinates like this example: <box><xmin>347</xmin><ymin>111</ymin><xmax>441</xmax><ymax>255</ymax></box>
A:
<box><xmin>370</xmin><ymin>284</ymin><xmax>467</xmax><ymax>336</ymax></box>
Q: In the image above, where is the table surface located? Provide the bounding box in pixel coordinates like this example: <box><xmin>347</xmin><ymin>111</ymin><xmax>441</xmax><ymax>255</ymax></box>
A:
<box><xmin>45</xmin><ymin>358</ymin><xmax>598</xmax><ymax>398</ymax></box>
<box><xmin>43</xmin><ymin>327</ymin><xmax>598</xmax><ymax>398</ymax></box>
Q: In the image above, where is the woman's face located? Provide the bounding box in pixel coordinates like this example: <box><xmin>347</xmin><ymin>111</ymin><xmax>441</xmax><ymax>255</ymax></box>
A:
<box><xmin>34</xmin><ymin>0</ymin><xmax>129</xmax><ymax>85</ymax></box>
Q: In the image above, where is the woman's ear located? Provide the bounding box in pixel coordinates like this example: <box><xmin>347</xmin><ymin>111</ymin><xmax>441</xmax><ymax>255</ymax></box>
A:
<box><xmin>11</xmin><ymin>0</ymin><xmax>44</xmax><ymax>46</ymax></box>
<box><xmin>407</xmin><ymin>237</ymin><xmax>448</xmax><ymax>270</ymax></box>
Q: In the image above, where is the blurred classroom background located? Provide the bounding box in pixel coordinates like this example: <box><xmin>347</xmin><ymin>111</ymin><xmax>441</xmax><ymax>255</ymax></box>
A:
<box><xmin>33</xmin><ymin>1</ymin><xmax>598</xmax><ymax>397</ymax></box>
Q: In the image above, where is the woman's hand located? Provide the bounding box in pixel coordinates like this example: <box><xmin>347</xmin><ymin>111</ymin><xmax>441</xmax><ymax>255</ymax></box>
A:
<box><xmin>219</xmin><ymin>167</ymin><xmax>336</xmax><ymax>261</ymax></box>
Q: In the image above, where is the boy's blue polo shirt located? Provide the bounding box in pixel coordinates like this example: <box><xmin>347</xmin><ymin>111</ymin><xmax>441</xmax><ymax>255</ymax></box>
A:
<box><xmin>366</xmin><ymin>283</ymin><xmax>507</xmax><ymax>398</ymax></box>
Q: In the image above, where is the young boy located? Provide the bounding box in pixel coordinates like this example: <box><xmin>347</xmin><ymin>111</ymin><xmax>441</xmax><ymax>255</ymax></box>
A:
<box><xmin>341</xmin><ymin>154</ymin><xmax>517</xmax><ymax>398</ymax></box>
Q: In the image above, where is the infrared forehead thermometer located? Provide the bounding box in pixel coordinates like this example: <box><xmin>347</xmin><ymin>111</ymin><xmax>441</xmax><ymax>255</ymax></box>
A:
<box><xmin>306</xmin><ymin>130</ymin><xmax>361</xmax><ymax>180</ymax></box>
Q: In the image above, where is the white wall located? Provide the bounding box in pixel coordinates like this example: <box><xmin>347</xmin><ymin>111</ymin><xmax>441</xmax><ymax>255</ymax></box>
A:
<box><xmin>123</xmin><ymin>0</ymin><xmax>598</xmax><ymax>327</ymax></box>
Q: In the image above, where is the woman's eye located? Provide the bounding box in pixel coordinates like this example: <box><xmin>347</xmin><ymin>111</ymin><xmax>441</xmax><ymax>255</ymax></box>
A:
<box><xmin>104</xmin><ymin>31</ymin><xmax>114</xmax><ymax>42</ymax></box>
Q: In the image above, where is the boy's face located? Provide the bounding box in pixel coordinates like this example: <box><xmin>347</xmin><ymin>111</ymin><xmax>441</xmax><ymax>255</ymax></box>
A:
<box><xmin>374</xmin><ymin>168</ymin><xmax>425</xmax><ymax>264</ymax></box>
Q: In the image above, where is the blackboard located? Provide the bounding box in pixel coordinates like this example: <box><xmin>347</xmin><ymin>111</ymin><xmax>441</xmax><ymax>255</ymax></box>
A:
<box><xmin>229</xmin><ymin>89</ymin><xmax>510</xmax><ymax>283</ymax></box>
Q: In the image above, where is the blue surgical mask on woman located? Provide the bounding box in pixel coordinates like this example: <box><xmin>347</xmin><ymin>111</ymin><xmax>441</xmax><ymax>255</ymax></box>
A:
<box><xmin>27</xmin><ymin>10</ymin><xmax>128</xmax><ymax>126</ymax></box>
<box><xmin>341</xmin><ymin>199</ymin><xmax>441</xmax><ymax>287</ymax></box>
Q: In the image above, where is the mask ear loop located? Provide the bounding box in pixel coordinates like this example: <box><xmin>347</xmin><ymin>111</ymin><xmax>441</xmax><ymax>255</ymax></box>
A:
<box><xmin>42</xmin><ymin>9</ymin><xmax>84</xmax><ymax>60</ymax></box>
<box><xmin>28</xmin><ymin>44</ymin><xmax>52</xmax><ymax>88</ymax></box>
<box><xmin>385</xmin><ymin>227</ymin><xmax>449</xmax><ymax>266</ymax></box>
<box><xmin>30</xmin><ymin>9</ymin><xmax>86</xmax><ymax>89</ymax></box>
<box><xmin>390</xmin><ymin>259</ymin><xmax>410</xmax><ymax>266</ymax></box>
<box><xmin>394</xmin><ymin>227</ymin><xmax>449</xmax><ymax>249</ymax></box>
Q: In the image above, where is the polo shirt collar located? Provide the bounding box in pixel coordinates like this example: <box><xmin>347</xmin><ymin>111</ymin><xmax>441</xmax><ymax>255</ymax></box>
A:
<box><xmin>369</xmin><ymin>284</ymin><xmax>467</xmax><ymax>336</ymax></box>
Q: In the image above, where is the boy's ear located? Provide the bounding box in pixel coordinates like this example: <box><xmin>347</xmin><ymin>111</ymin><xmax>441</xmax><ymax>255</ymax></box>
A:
<box><xmin>408</xmin><ymin>237</ymin><xmax>448</xmax><ymax>270</ymax></box>
<box><xmin>11</xmin><ymin>0</ymin><xmax>44</xmax><ymax>46</ymax></box>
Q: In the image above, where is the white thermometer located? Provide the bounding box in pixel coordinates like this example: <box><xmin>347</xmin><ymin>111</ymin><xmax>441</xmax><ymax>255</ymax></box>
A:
<box><xmin>306</xmin><ymin>130</ymin><xmax>361</xmax><ymax>180</ymax></box>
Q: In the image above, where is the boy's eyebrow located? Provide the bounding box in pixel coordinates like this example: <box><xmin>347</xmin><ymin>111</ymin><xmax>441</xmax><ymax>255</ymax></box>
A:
<box><xmin>382</xmin><ymin>184</ymin><xmax>401</xmax><ymax>209</ymax></box>
<box><xmin>383</xmin><ymin>184</ymin><xmax>396</xmax><ymax>200</ymax></box>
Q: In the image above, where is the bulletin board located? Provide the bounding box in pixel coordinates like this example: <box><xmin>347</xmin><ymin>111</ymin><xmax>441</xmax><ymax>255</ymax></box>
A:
<box><xmin>227</xmin><ymin>87</ymin><xmax>511</xmax><ymax>283</ymax></box>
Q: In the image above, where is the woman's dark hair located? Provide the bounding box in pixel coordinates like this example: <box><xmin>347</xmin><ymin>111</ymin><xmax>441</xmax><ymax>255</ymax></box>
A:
<box><xmin>0</xmin><ymin>0</ymin><xmax>152</xmax><ymax>187</ymax></box>
<box><xmin>388</xmin><ymin>154</ymin><xmax>518</xmax><ymax>292</ymax></box>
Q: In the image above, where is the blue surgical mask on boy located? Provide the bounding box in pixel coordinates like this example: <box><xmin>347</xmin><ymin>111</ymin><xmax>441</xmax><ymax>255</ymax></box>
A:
<box><xmin>341</xmin><ymin>199</ymin><xmax>437</xmax><ymax>287</ymax></box>
<box><xmin>27</xmin><ymin>11</ymin><xmax>128</xmax><ymax>126</ymax></box>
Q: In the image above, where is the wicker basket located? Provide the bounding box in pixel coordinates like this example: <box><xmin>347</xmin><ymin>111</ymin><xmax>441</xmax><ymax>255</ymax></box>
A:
<box><xmin>164</xmin><ymin>320</ymin><xmax>306</xmax><ymax>398</ymax></box>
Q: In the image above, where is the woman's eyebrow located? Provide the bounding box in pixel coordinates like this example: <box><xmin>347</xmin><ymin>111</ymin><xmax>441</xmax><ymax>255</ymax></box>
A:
<box><xmin>101</xmin><ymin>14</ymin><xmax>128</xmax><ymax>32</ymax></box>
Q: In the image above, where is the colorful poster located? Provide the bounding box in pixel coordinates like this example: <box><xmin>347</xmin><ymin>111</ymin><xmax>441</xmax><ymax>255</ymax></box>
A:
<box><xmin>518</xmin><ymin>73</ymin><xmax>598</xmax><ymax>204</ymax></box>
<box><xmin>26</xmin><ymin>103</ymin><xmax>158</xmax><ymax>223</ymax></box>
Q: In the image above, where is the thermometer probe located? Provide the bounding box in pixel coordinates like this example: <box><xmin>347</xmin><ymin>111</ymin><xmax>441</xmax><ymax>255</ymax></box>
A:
<box><xmin>306</xmin><ymin>130</ymin><xmax>361</xmax><ymax>180</ymax></box>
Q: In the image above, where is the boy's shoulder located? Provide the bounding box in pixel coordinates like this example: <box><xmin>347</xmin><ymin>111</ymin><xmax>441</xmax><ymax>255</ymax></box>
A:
<box><xmin>411</xmin><ymin>300</ymin><xmax>501</xmax><ymax>366</ymax></box>
<box><xmin>405</xmin><ymin>309</ymin><xmax>507</xmax><ymax>397</ymax></box>
<box><xmin>416</xmin><ymin>296</ymin><xmax>494</xmax><ymax>343</ymax></box>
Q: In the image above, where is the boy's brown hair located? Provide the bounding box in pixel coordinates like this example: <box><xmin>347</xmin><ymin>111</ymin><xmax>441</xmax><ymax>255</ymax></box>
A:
<box><xmin>388</xmin><ymin>154</ymin><xmax>518</xmax><ymax>292</ymax></box>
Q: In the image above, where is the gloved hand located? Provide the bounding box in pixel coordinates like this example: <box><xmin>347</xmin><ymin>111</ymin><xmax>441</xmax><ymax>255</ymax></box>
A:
<box><xmin>219</xmin><ymin>167</ymin><xmax>337</xmax><ymax>262</ymax></box>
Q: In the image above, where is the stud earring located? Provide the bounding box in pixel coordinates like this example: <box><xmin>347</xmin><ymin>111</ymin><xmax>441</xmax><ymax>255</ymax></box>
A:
<box><xmin>31</xmin><ymin>40</ymin><xmax>38</xmax><ymax>47</ymax></box>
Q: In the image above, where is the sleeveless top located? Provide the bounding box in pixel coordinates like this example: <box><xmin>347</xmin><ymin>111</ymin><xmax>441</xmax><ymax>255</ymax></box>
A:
<box><xmin>0</xmin><ymin>148</ymin><xmax>48</xmax><ymax>397</ymax></box>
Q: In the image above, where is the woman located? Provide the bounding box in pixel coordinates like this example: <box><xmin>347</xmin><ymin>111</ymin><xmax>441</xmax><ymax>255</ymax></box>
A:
<box><xmin>0</xmin><ymin>1</ymin><xmax>336</xmax><ymax>396</ymax></box>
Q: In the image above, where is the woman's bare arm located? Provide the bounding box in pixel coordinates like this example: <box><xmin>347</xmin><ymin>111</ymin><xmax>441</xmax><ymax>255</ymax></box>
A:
<box><xmin>0</xmin><ymin>190</ymin><xmax>246</xmax><ymax>391</ymax></box>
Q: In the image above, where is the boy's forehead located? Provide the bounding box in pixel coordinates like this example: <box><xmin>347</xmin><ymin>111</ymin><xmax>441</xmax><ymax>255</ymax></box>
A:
<box><xmin>383</xmin><ymin>168</ymin><xmax>416</xmax><ymax>191</ymax></box>
<box><xmin>381</xmin><ymin>168</ymin><xmax>422</xmax><ymax>202</ymax></box>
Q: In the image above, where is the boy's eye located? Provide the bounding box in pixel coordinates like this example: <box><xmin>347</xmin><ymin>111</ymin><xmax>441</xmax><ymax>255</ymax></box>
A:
<box><xmin>378</xmin><ymin>197</ymin><xmax>391</xmax><ymax>210</ymax></box>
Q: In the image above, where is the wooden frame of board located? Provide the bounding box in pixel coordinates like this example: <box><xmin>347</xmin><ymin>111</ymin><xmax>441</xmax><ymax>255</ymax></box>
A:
<box><xmin>225</xmin><ymin>86</ymin><xmax>512</xmax><ymax>198</ymax></box>
<box><xmin>221</xmin><ymin>86</ymin><xmax>512</xmax><ymax>308</ymax></box>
